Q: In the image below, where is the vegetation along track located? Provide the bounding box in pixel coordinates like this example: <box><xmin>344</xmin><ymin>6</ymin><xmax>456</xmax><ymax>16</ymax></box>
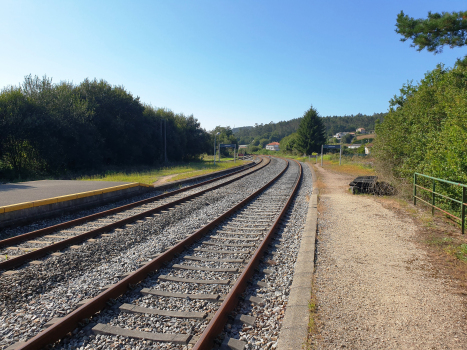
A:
<box><xmin>0</xmin><ymin>157</ymin><xmax>298</xmax><ymax>350</ymax></box>
<box><xmin>1</xmin><ymin>158</ymin><xmax>302</xmax><ymax>350</ymax></box>
<box><xmin>0</xmin><ymin>158</ymin><xmax>267</xmax><ymax>271</ymax></box>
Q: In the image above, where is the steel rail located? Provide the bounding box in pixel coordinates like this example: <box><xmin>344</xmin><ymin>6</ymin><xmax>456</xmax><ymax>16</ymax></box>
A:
<box><xmin>0</xmin><ymin>158</ymin><xmax>269</xmax><ymax>271</ymax></box>
<box><xmin>193</xmin><ymin>158</ymin><xmax>302</xmax><ymax>350</ymax></box>
<box><xmin>15</xmin><ymin>158</ymin><xmax>290</xmax><ymax>350</ymax></box>
<box><xmin>0</xmin><ymin>158</ymin><xmax>262</xmax><ymax>249</ymax></box>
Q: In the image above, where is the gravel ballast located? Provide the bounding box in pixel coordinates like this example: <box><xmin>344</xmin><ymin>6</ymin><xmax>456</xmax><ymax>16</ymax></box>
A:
<box><xmin>0</xmin><ymin>159</ymin><xmax>281</xmax><ymax>350</ymax></box>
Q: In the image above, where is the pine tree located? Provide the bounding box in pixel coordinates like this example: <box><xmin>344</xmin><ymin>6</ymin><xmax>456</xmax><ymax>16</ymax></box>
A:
<box><xmin>396</xmin><ymin>10</ymin><xmax>467</xmax><ymax>54</ymax></box>
<box><xmin>295</xmin><ymin>106</ymin><xmax>326</xmax><ymax>155</ymax></box>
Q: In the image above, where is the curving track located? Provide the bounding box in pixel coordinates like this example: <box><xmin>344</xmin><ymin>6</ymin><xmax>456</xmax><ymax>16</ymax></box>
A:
<box><xmin>1</xmin><ymin>157</ymin><xmax>309</xmax><ymax>350</ymax></box>
<box><xmin>2</xmin><ymin>158</ymin><xmax>303</xmax><ymax>350</ymax></box>
<box><xmin>0</xmin><ymin>158</ymin><xmax>268</xmax><ymax>271</ymax></box>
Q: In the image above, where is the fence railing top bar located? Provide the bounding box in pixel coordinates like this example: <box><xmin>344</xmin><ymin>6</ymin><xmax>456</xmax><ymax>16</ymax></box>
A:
<box><xmin>414</xmin><ymin>173</ymin><xmax>467</xmax><ymax>188</ymax></box>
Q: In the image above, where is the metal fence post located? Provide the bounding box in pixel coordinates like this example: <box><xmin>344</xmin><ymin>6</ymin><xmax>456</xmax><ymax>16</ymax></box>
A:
<box><xmin>432</xmin><ymin>179</ymin><xmax>436</xmax><ymax>216</ymax></box>
<box><xmin>463</xmin><ymin>187</ymin><xmax>466</xmax><ymax>235</ymax></box>
<box><xmin>413</xmin><ymin>173</ymin><xmax>417</xmax><ymax>205</ymax></box>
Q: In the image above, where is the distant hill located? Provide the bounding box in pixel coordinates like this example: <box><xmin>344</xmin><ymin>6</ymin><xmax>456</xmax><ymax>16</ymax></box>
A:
<box><xmin>232</xmin><ymin>126</ymin><xmax>253</xmax><ymax>134</ymax></box>
<box><xmin>322</xmin><ymin>113</ymin><xmax>385</xmax><ymax>137</ymax></box>
<box><xmin>232</xmin><ymin>113</ymin><xmax>385</xmax><ymax>145</ymax></box>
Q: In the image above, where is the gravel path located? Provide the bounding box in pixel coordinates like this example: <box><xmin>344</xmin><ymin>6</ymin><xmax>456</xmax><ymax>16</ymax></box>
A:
<box><xmin>311</xmin><ymin>166</ymin><xmax>467</xmax><ymax>349</ymax></box>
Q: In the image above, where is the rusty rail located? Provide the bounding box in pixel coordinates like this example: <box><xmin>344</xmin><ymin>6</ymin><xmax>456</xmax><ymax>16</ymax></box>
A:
<box><xmin>0</xmin><ymin>158</ymin><xmax>268</xmax><ymax>270</ymax></box>
<box><xmin>193</xmin><ymin>158</ymin><xmax>302</xmax><ymax>349</ymax></box>
<box><xmin>15</xmin><ymin>158</ymin><xmax>289</xmax><ymax>350</ymax></box>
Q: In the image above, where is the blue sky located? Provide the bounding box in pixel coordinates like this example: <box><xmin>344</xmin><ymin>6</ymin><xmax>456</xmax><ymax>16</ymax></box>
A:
<box><xmin>1</xmin><ymin>0</ymin><xmax>465</xmax><ymax>130</ymax></box>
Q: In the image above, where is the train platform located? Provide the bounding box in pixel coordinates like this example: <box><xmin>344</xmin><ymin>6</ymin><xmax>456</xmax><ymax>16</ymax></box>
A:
<box><xmin>0</xmin><ymin>160</ymin><xmax>256</xmax><ymax>229</ymax></box>
<box><xmin>0</xmin><ymin>180</ymin><xmax>131</xmax><ymax>207</ymax></box>
<box><xmin>0</xmin><ymin>180</ymin><xmax>153</xmax><ymax>229</ymax></box>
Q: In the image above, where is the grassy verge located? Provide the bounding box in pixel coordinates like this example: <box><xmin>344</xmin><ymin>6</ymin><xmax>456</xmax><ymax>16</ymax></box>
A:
<box><xmin>78</xmin><ymin>160</ymin><xmax>247</xmax><ymax>185</ymax></box>
<box><xmin>383</xmin><ymin>197</ymin><xmax>467</xmax><ymax>287</ymax></box>
<box><xmin>318</xmin><ymin>154</ymin><xmax>375</xmax><ymax>177</ymax></box>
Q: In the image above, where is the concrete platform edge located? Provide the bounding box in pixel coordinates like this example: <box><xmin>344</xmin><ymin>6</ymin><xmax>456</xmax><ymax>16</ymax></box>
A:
<box><xmin>0</xmin><ymin>160</ymin><xmax>255</xmax><ymax>229</ymax></box>
<box><xmin>277</xmin><ymin>162</ymin><xmax>318</xmax><ymax>350</ymax></box>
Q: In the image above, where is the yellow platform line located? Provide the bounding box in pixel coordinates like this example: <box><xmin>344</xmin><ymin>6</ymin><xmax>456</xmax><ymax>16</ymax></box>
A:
<box><xmin>0</xmin><ymin>182</ymin><xmax>153</xmax><ymax>214</ymax></box>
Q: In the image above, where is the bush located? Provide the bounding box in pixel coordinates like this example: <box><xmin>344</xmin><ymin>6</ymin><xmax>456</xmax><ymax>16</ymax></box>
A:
<box><xmin>374</xmin><ymin>61</ymin><xmax>467</xmax><ymax>196</ymax></box>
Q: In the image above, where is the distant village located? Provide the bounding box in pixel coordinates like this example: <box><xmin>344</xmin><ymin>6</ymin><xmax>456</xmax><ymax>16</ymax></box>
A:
<box><xmin>239</xmin><ymin>127</ymin><xmax>374</xmax><ymax>154</ymax></box>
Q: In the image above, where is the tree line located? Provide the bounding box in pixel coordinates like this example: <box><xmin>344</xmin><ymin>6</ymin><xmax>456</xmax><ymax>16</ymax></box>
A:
<box><xmin>373</xmin><ymin>9</ymin><xmax>467</xmax><ymax>204</ymax></box>
<box><xmin>233</xmin><ymin>113</ymin><xmax>384</xmax><ymax>151</ymax></box>
<box><xmin>0</xmin><ymin>76</ymin><xmax>211</xmax><ymax>179</ymax></box>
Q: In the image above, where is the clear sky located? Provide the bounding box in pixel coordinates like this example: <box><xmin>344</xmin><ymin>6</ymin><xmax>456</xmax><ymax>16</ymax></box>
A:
<box><xmin>1</xmin><ymin>0</ymin><xmax>465</xmax><ymax>131</ymax></box>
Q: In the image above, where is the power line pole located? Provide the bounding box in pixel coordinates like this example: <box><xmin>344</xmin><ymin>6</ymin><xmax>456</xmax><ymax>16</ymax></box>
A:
<box><xmin>164</xmin><ymin>119</ymin><xmax>168</xmax><ymax>163</ymax></box>
<box><xmin>160</xmin><ymin>119</ymin><xmax>163</xmax><ymax>162</ymax></box>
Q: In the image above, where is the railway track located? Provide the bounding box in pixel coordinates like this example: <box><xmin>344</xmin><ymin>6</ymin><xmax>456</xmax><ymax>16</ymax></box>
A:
<box><xmin>0</xmin><ymin>158</ymin><xmax>268</xmax><ymax>272</ymax></box>
<box><xmin>7</xmin><ymin>158</ymin><xmax>302</xmax><ymax>350</ymax></box>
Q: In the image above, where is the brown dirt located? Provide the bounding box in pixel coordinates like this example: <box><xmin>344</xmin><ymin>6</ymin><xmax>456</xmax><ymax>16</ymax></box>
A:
<box><xmin>152</xmin><ymin>174</ymin><xmax>180</xmax><ymax>186</ymax></box>
<box><xmin>310</xmin><ymin>164</ymin><xmax>467</xmax><ymax>349</ymax></box>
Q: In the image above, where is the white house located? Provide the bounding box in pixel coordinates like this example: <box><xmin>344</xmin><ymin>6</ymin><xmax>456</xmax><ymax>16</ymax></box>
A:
<box><xmin>356</xmin><ymin>128</ymin><xmax>366</xmax><ymax>134</ymax></box>
<box><xmin>334</xmin><ymin>132</ymin><xmax>349</xmax><ymax>139</ymax></box>
<box><xmin>265</xmin><ymin>142</ymin><xmax>280</xmax><ymax>151</ymax></box>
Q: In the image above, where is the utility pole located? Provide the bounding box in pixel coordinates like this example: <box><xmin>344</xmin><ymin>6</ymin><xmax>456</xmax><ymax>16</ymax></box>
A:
<box><xmin>339</xmin><ymin>138</ymin><xmax>342</xmax><ymax>166</ymax></box>
<box><xmin>214</xmin><ymin>132</ymin><xmax>220</xmax><ymax>164</ymax></box>
<box><xmin>321</xmin><ymin>144</ymin><xmax>323</xmax><ymax>166</ymax></box>
<box><xmin>164</xmin><ymin>119</ymin><xmax>168</xmax><ymax>163</ymax></box>
<box><xmin>160</xmin><ymin>119</ymin><xmax>163</xmax><ymax>162</ymax></box>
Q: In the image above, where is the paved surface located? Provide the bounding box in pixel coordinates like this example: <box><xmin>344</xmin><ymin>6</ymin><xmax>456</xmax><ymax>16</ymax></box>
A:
<box><xmin>0</xmin><ymin>180</ymin><xmax>130</xmax><ymax>207</ymax></box>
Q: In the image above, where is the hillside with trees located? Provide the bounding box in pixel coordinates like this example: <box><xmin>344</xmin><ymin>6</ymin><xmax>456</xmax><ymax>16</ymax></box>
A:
<box><xmin>233</xmin><ymin>113</ymin><xmax>384</xmax><ymax>148</ymax></box>
<box><xmin>0</xmin><ymin>75</ymin><xmax>211</xmax><ymax>180</ymax></box>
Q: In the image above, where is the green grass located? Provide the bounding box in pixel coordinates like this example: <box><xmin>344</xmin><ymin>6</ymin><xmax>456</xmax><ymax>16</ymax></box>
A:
<box><xmin>77</xmin><ymin>160</ymin><xmax>247</xmax><ymax>185</ymax></box>
<box><xmin>456</xmin><ymin>244</ymin><xmax>467</xmax><ymax>261</ymax></box>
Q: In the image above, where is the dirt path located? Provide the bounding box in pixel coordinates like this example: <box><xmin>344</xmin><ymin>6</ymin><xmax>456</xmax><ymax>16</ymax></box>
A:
<box><xmin>152</xmin><ymin>169</ymin><xmax>206</xmax><ymax>186</ymax></box>
<box><xmin>311</xmin><ymin>165</ymin><xmax>467</xmax><ymax>349</ymax></box>
<box><xmin>152</xmin><ymin>174</ymin><xmax>179</xmax><ymax>186</ymax></box>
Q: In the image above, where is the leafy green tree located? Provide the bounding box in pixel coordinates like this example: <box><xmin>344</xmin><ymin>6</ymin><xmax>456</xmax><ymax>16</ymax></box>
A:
<box><xmin>396</xmin><ymin>10</ymin><xmax>467</xmax><ymax>54</ymax></box>
<box><xmin>295</xmin><ymin>106</ymin><xmax>326</xmax><ymax>155</ymax></box>
<box><xmin>374</xmin><ymin>60</ymin><xmax>467</xmax><ymax>185</ymax></box>
<box><xmin>259</xmin><ymin>138</ymin><xmax>269</xmax><ymax>148</ymax></box>
<box><xmin>279</xmin><ymin>132</ymin><xmax>298</xmax><ymax>153</ymax></box>
<box><xmin>211</xmin><ymin>126</ymin><xmax>238</xmax><ymax>156</ymax></box>
<box><xmin>342</xmin><ymin>133</ymin><xmax>353</xmax><ymax>143</ymax></box>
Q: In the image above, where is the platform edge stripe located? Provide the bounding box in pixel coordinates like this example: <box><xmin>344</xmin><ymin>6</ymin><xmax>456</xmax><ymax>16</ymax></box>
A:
<box><xmin>32</xmin><ymin>198</ymin><xmax>58</xmax><ymax>207</ymax></box>
<box><xmin>54</xmin><ymin>194</ymin><xmax>79</xmax><ymax>203</ymax></box>
<box><xmin>0</xmin><ymin>183</ymin><xmax>145</xmax><ymax>213</ymax></box>
<box><xmin>2</xmin><ymin>202</ymin><xmax>34</xmax><ymax>213</ymax></box>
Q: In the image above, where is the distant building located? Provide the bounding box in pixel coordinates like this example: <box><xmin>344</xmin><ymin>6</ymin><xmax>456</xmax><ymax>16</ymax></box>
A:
<box><xmin>365</xmin><ymin>143</ymin><xmax>373</xmax><ymax>155</ymax></box>
<box><xmin>334</xmin><ymin>132</ymin><xmax>349</xmax><ymax>139</ymax></box>
<box><xmin>238</xmin><ymin>145</ymin><xmax>248</xmax><ymax>149</ymax></box>
<box><xmin>265</xmin><ymin>142</ymin><xmax>280</xmax><ymax>151</ymax></box>
<box><xmin>347</xmin><ymin>144</ymin><xmax>360</xmax><ymax>149</ymax></box>
<box><xmin>356</xmin><ymin>128</ymin><xmax>366</xmax><ymax>134</ymax></box>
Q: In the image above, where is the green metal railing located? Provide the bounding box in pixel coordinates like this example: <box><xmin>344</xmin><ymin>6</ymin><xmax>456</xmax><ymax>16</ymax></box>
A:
<box><xmin>413</xmin><ymin>173</ymin><xmax>467</xmax><ymax>234</ymax></box>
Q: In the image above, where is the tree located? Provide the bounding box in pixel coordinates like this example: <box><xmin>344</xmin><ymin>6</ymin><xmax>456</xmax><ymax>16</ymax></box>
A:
<box><xmin>280</xmin><ymin>132</ymin><xmax>298</xmax><ymax>153</ymax></box>
<box><xmin>295</xmin><ymin>106</ymin><xmax>326</xmax><ymax>155</ymax></box>
<box><xmin>396</xmin><ymin>10</ymin><xmax>467</xmax><ymax>54</ymax></box>
<box><xmin>342</xmin><ymin>133</ymin><xmax>353</xmax><ymax>144</ymax></box>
